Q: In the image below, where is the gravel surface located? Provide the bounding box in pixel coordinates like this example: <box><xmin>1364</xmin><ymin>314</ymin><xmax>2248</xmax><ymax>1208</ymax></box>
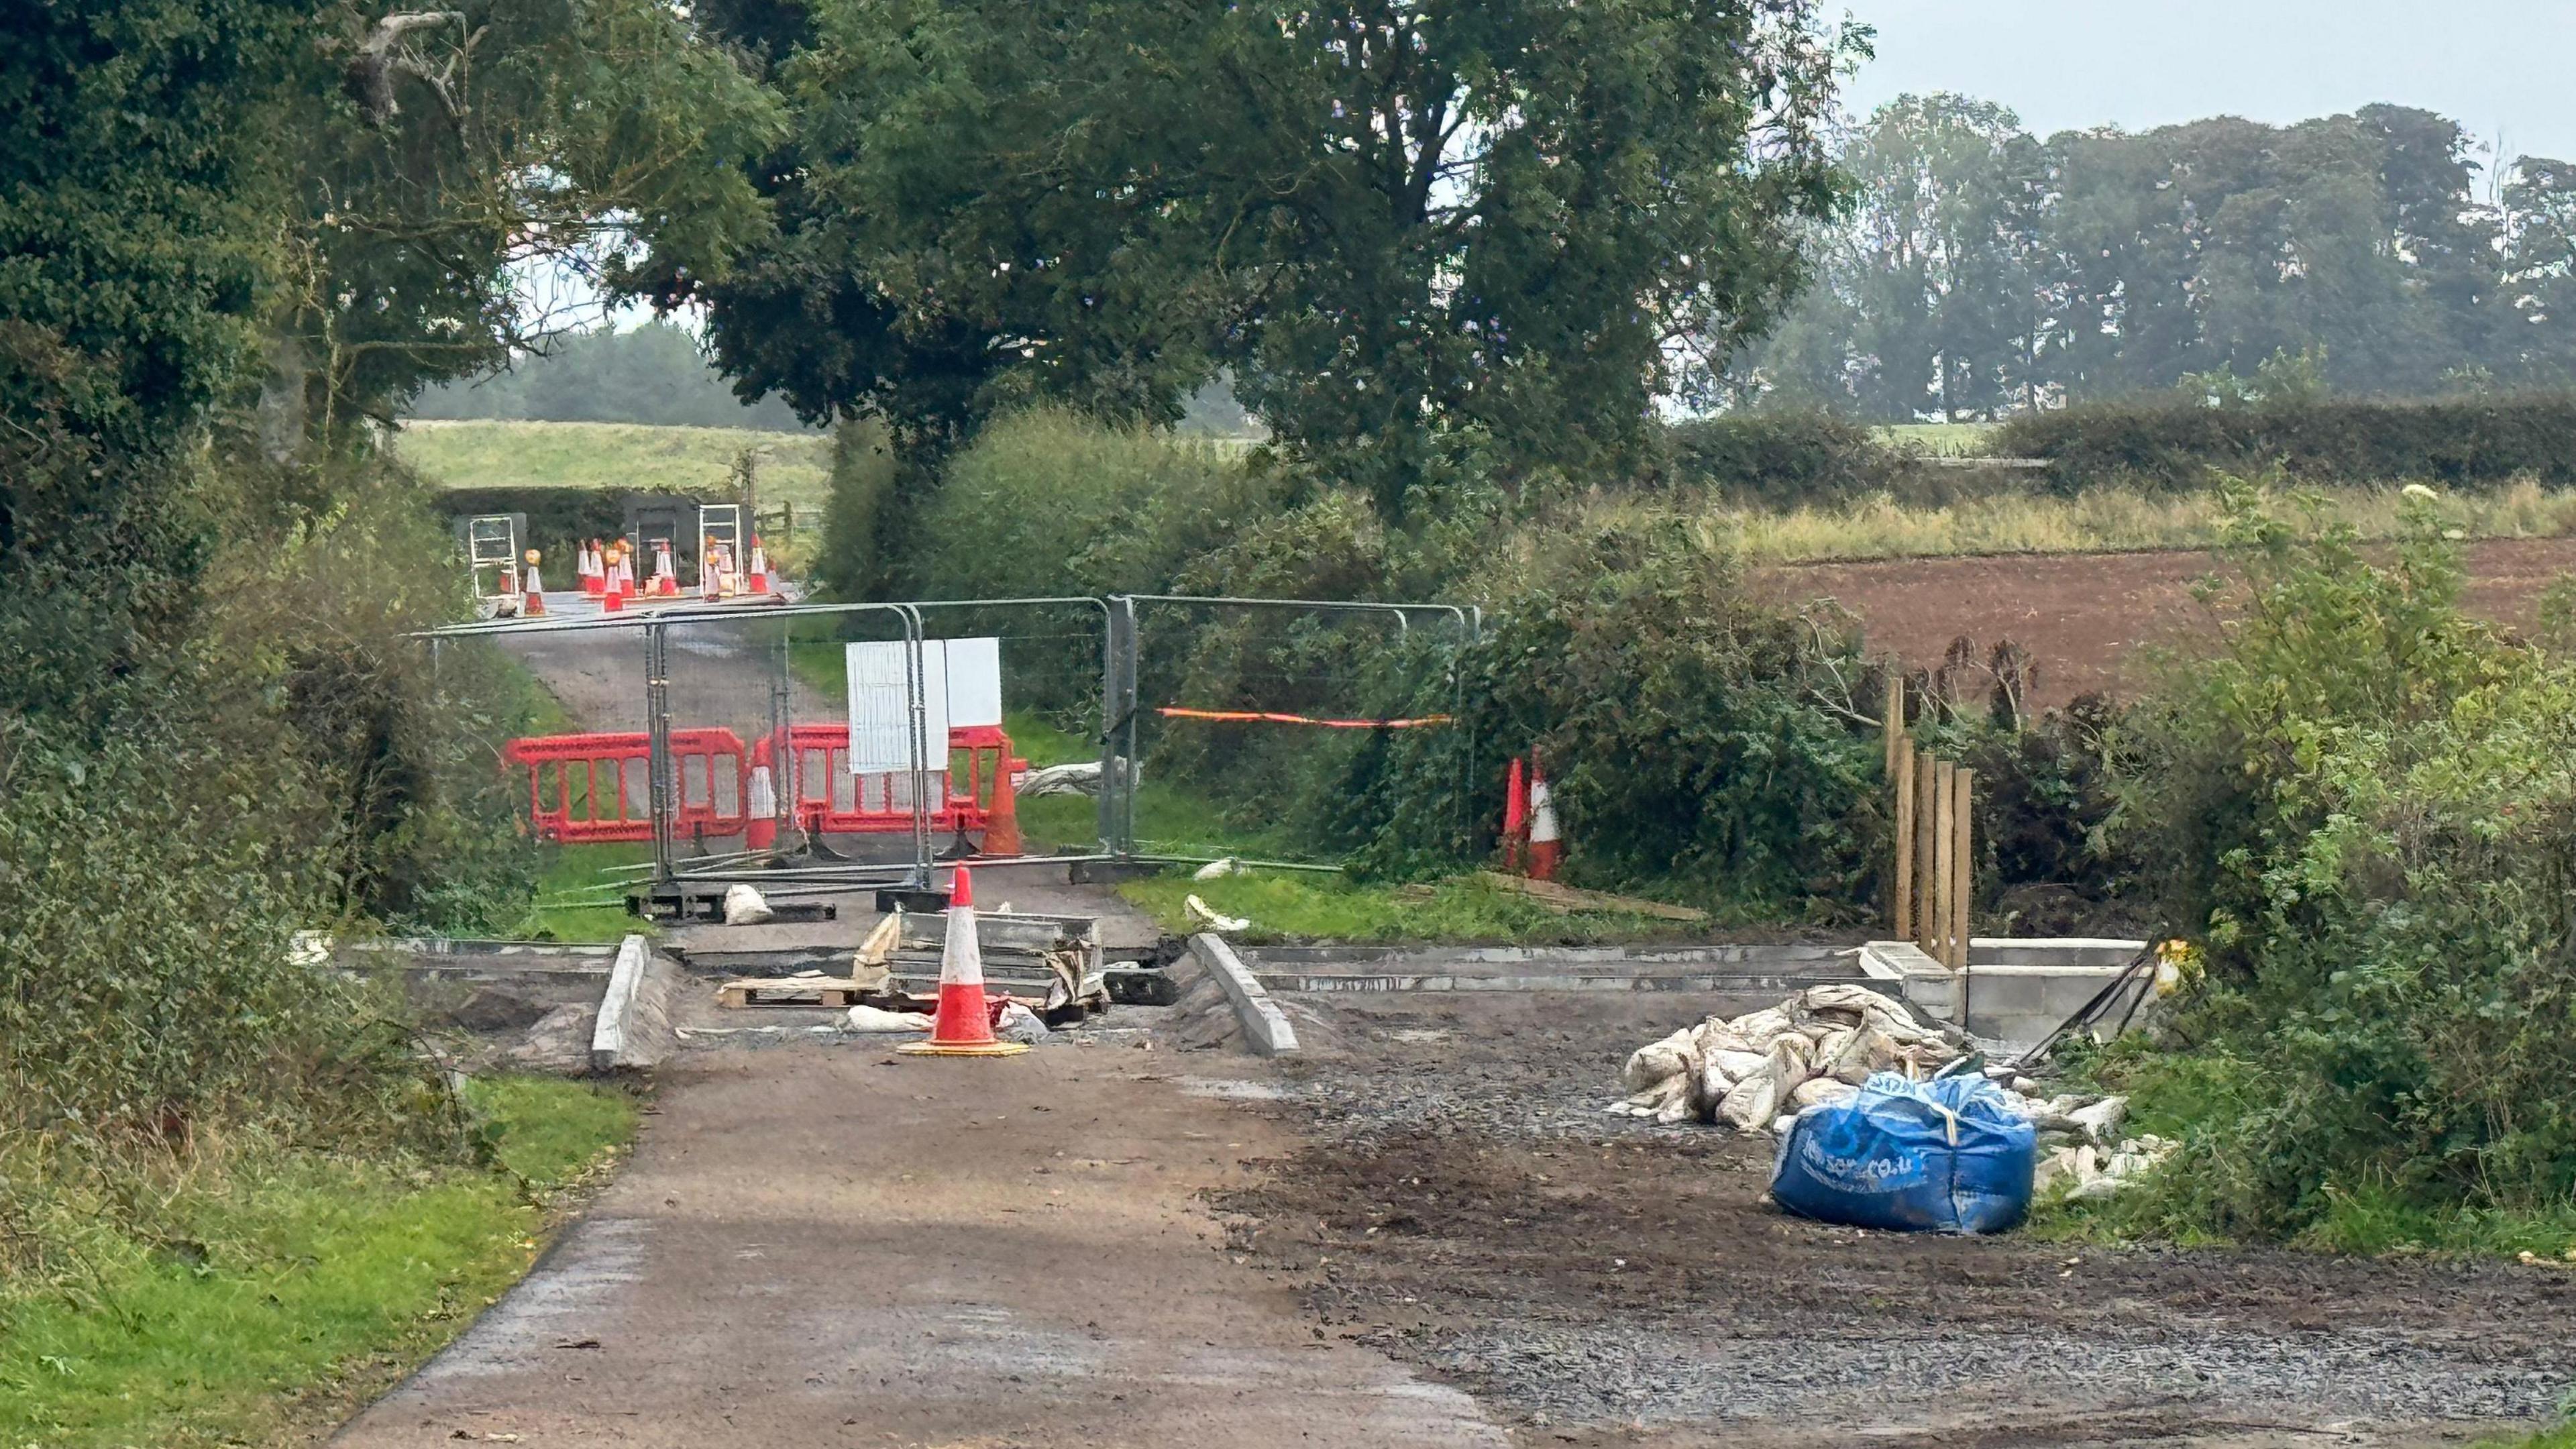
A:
<box><xmin>1225</xmin><ymin>989</ymin><xmax>2576</xmax><ymax>1448</ymax></box>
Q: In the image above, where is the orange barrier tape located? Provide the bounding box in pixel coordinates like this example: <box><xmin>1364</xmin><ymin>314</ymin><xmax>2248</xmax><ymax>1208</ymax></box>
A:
<box><xmin>1155</xmin><ymin>707</ymin><xmax>1454</xmax><ymax>730</ymax></box>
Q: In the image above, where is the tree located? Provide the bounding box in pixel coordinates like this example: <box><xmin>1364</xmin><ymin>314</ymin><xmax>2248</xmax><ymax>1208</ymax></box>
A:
<box><xmin>2497</xmin><ymin>156</ymin><xmax>2576</xmax><ymax>384</ymax></box>
<box><xmin>684</xmin><ymin>0</ymin><xmax>1858</xmax><ymax>518</ymax></box>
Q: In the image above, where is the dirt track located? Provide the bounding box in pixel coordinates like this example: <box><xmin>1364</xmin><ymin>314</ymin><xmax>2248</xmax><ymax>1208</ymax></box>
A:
<box><xmin>333</xmin><ymin>1039</ymin><xmax>1501</xmax><ymax>1447</ymax></box>
<box><xmin>1764</xmin><ymin>536</ymin><xmax>2576</xmax><ymax>707</ymax></box>
<box><xmin>1231</xmin><ymin>990</ymin><xmax>2576</xmax><ymax>1448</ymax></box>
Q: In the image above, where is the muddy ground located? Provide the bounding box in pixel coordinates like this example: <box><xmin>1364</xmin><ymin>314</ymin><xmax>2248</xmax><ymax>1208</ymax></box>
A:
<box><xmin>1759</xmin><ymin>536</ymin><xmax>2576</xmax><ymax>709</ymax></box>
<box><xmin>1227</xmin><ymin>990</ymin><xmax>2576</xmax><ymax>1448</ymax></box>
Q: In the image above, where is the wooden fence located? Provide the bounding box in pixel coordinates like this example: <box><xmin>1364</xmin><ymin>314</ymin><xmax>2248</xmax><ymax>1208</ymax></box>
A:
<box><xmin>1885</xmin><ymin>673</ymin><xmax>1972</xmax><ymax>970</ymax></box>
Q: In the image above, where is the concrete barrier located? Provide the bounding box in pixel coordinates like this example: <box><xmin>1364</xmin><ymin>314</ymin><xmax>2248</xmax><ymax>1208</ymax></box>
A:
<box><xmin>1189</xmin><ymin>934</ymin><xmax>1299</xmax><ymax>1057</ymax></box>
<box><xmin>590</xmin><ymin>934</ymin><xmax>681</xmax><ymax>1073</ymax></box>
<box><xmin>1862</xmin><ymin>937</ymin><xmax>2148</xmax><ymax>1047</ymax></box>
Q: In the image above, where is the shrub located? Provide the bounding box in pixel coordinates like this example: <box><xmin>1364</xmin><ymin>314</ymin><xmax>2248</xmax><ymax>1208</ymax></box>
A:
<box><xmin>1350</xmin><ymin>521</ymin><xmax>1884</xmax><ymax>914</ymax></box>
<box><xmin>1663</xmin><ymin>410</ymin><xmax>1911</xmax><ymax>506</ymax></box>
<box><xmin>1991</xmin><ymin>392</ymin><xmax>2576</xmax><ymax>493</ymax></box>
<box><xmin>2113</xmin><ymin>485</ymin><xmax>2576</xmax><ymax>1235</ymax></box>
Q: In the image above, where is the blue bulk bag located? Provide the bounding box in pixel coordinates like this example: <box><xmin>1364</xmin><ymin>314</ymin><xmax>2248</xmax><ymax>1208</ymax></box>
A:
<box><xmin>1769</xmin><ymin>1070</ymin><xmax>2037</xmax><ymax>1234</ymax></box>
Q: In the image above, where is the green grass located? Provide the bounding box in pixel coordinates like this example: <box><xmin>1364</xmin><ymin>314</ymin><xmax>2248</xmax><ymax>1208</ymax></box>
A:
<box><xmin>517</xmin><ymin>841</ymin><xmax>654</xmax><ymax>942</ymax></box>
<box><xmin>392</xmin><ymin>419</ymin><xmax>833</xmax><ymax>517</ymax></box>
<box><xmin>1118</xmin><ymin>869</ymin><xmax>1700</xmax><ymax>945</ymax></box>
<box><xmin>0</xmin><ymin>1077</ymin><xmax>636</xmax><ymax>1449</ymax></box>
<box><xmin>2026</xmin><ymin>1042</ymin><xmax>2576</xmax><ymax>1260</ymax></box>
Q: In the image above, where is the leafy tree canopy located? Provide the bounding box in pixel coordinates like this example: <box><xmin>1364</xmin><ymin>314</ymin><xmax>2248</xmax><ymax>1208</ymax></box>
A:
<box><xmin>679</xmin><ymin>0</ymin><xmax>1858</xmax><ymax>514</ymax></box>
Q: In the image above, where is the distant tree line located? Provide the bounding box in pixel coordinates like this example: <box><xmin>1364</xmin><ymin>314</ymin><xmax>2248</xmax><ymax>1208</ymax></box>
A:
<box><xmin>1727</xmin><ymin>97</ymin><xmax>2576</xmax><ymax>419</ymax></box>
<box><xmin>411</xmin><ymin>322</ymin><xmax>812</xmax><ymax>430</ymax></box>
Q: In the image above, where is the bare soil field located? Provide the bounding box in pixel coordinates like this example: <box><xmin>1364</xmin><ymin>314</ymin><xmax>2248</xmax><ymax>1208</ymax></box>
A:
<box><xmin>1227</xmin><ymin>989</ymin><xmax>2576</xmax><ymax>1448</ymax></box>
<box><xmin>1762</xmin><ymin>536</ymin><xmax>2576</xmax><ymax>708</ymax></box>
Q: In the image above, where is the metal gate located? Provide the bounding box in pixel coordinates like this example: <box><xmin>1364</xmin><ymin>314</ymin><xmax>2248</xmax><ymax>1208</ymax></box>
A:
<box><xmin>424</xmin><ymin>590</ymin><xmax>1477</xmax><ymax>920</ymax></box>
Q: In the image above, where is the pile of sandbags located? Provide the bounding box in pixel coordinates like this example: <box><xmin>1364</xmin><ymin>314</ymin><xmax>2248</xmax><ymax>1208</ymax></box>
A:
<box><xmin>1609</xmin><ymin>987</ymin><xmax>2179</xmax><ymax>1192</ymax></box>
<box><xmin>1607</xmin><ymin>984</ymin><xmax>1959</xmax><ymax>1131</ymax></box>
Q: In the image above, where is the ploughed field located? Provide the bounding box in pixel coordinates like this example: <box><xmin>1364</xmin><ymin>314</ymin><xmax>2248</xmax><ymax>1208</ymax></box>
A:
<box><xmin>1757</xmin><ymin>536</ymin><xmax>2576</xmax><ymax>708</ymax></box>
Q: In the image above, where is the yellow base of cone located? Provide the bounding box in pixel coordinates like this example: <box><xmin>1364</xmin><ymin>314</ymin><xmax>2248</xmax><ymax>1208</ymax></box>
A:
<box><xmin>896</xmin><ymin>1039</ymin><xmax>1030</xmax><ymax>1057</ymax></box>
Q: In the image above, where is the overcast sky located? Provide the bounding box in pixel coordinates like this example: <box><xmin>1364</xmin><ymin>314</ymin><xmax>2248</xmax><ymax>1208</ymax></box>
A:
<box><xmin>1838</xmin><ymin>1</ymin><xmax>2576</xmax><ymax>170</ymax></box>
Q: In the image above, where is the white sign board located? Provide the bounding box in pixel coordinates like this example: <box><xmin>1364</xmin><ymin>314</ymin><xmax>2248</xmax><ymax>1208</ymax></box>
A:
<box><xmin>844</xmin><ymin>637</ymin><xmax>1002</xmax><ymax>773</ymax></box>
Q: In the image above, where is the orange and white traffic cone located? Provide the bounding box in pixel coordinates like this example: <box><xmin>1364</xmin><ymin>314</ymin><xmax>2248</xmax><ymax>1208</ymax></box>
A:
<box><xmin>1502</xmin><ymin>757</ymin><xmax>1529</xmax><ymax>873</ymax></box>
<box><xmin>582</xmin><ymin>539</ymin><xmax>606</xmax><ymax>596</ymax></box>
<box><xmin>521</xmin><ymin>549</ymin><xmax>547</xmax><ymax>617</ymax></box>
<box><xmin>1527</xmin><ymin>763</ymin><xmax>1562</xmax><ymax>881</ymax></box>
<box><xmin>747</xmin><ymin>536</ymin><xmax>771</xmax><ymax>595</ymax></box>
<box><xmin>651</xmin><ymin>541</ymin><xmax>680</xmax><ymax>596</ymax></box>
<box><xmin>898</xmin><ymin>866</ymin><xmax>1028</xmax><ymax>1057</ymax></box>
<box><xmin>980</xmin><ymin>753</ymin><xmax>1023</xmax><ymax>857</ymax></box>
<box><xmin>600</xmin><ymin>545</ymin><xmax>626</xmax><ymax>613</ymax></box>
<box><xmin>745</xmin><ymin>737</ymin><xmax>778</xmax><ymax>851</ymax></box>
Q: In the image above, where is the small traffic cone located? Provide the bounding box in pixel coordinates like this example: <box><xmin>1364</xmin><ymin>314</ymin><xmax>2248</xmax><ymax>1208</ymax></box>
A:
<box><xmin>1527</xmin><ymin>763</ymin><xmax>1562</xmax><ymax>881</ymax></box>
<box><xmin>600</xmin><ymin>545</ymin><xmax>626</xmax><ymax>613</ymax></box>
<box><xmin>980</xmin><ymin>753</ymin><xmax>1023</xmax><ymax>857</ymax></box>
<box><xmin>582</xmin><ymin>539</ymin><xmax>606</xmax><ymax>596</ymax></box>
<box><xmin>521</xmin><ymin>549</ymin><xmax>547</xmax><ymax>617</ymax></box>
<box><xmin>651</xmin><ymin>541</ymin><xmax>680</xmax><ymax>596</ymax></box>
<box><xmin>746</xmin><ymin>737</ymin><xmax>778</xmax><ymax>851</ymax></box>
<box><xmin>1502</xmin><ymin>757</ymin><xmax>1529</xmax><ymax>873</ymax></box>
<box><xmin>899</xmin><ymin>866</ymin><xmax>1028</xmax><ymax>1057</ymax></box>
<box><xmin>747</xmin><ymin>536</ymin><xmax>771</xmax><ymax>594</ymax></box>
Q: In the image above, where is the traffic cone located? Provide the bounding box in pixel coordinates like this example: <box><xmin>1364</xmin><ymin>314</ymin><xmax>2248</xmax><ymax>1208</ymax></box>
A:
<box><xmin>1527</xmin><ymin>763</ymin><xmax>1562</xmax><ymax>881</ymax></box>
<box><xmin>582</xmin><ymin>539</ymin><xmax>605</xmax><ymax>596</ymax></box>
<box><xmin>700</xmin><ymin>535</ymin><xmax>723</xmax><ymax>600</ymax></box>
<box><xmin>1502</xmin><ymin>757</ymin><xmax>1529</xmax><ymax>873</ymax></box>
<box><xmin>747</xmin><ymin>536</ymin><xmax>771</xmax><ymax>594</ymax></box>
<box><xmin>980</xmin><ymin>752</ymin><xmax>1023</xmax><ymax>857</ymax></box>
<box><xmin>651</xmin><ymin>541</ymin><xmax>680</xmax><ymax>596</ymax></box>
<box><xmin>521</xmin><ymin>549</ymin><xmax>547</xmax><ymax>618</ymax></box>
<box><xmin>600</xmin><ymin>545</ymin><xmax>626</xmax><ymax>613</ymax></box>
<box><xmin>746</xmin><ymin>737</ymin><xmax>778</xmax><ymax>851</ymax></box>
<box><xmin>899</xmin><ymin>866</ymin><xmax>1028</xmax><ymax>1057</ymax></box>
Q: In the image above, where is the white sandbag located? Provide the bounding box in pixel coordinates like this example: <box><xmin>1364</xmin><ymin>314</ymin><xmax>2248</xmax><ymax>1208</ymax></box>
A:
<box><xmin>1653</xmin><ymin>1087</ymin><xmax>1701</xmax><ymax>1125</ymax></box>
<box><xmin>1707</xmin><ymin>1049</ymin><xmax>1770</xmax><ymax>1083</ymax></box>
<box><xmin>1688</xmin><ymin>1020</ymin><xmax>1757</xmax><ymax>1057</ymax></box>
<box><xmin>846</xmin><ymin>1004</ymin><xmax>931</xmax><ymax>1032</ymax></box>
<box><xmin>1192</xmin><ymin>857</ymin><xmax>1246</xmax><ymax>881</ymax></box>
<box><xmin>1823</xmin><ymin>1024</ymin><xmax>1898</xmax><ymax>1084</ymax></box>
<box><xmin>1798</xmin><ymin>982</ymin><xmax>1896</xmax><ymax>1018</ymax></box>
<box><xmin>1772</xmin><ymin>1113</ymin><xmax>1802</xmax><ymax>1136</ymax></box>
<box><xmin>1765</xmin><ymin>1032</ymin><xmax>1819</xmax><ymax>1097</ymax></box>
<box><xmin>1810</xmin><ymin>1026</ymin><xmax>1856</xmax><ymax>1068</ymax></box>
<box><xmin>1726</xmin><ymin>1006</ymin><xmax>1794</xmax><ymax>1049</ymax></box>
<box><xmin>722</xmin><ymin>883</ymin><xmax>775</xmax><ymax>926</ymax></box>
<box><xmin>1717</xmin><ymin>1064</ymin><xmax>1784</xmax><ymax>1131</ymax></box>
<box><xmin>1790</xmin><ymin>1077</ymin><xmax>1858</xmax><ymax>1111</ymax></box>
<box><xmin>1623</xmin><ymin>1027</ymin><xmax>1699</xmax><ymax>1093</ymax></box>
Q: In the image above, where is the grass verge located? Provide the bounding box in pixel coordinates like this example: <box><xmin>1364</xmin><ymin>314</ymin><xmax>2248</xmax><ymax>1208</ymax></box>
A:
<box><xmin>0</xmin><ymin>1076</ymin><xmax>637</xmax><ymax>1448</ymax></box>
<box><xmin>1118</xmin><ymin>869</ymin><xmax>1699</xmax><ymax>945</ymax></box>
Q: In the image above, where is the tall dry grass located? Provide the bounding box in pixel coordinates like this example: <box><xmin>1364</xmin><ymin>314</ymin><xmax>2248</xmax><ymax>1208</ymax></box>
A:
<box><xmin>1681</xmin><ymin>478</ymin><xmax>2576</xmax><ymax>564</ymax></box>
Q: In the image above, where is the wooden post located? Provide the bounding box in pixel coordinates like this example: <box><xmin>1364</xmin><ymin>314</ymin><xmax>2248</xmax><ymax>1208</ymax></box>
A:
<box><xmin>1951</xmin><ymin>766</ymin><xmax>1975</xmax><ymax>973</ymax></box>
<box><xmin>1931</xmin><ymin>758</ymin><xmax>1956</xmax><ymax>969</ymax></box>
<box><xmin>1886</xmin><ymin>669</ymin><xmax>1909</xmax><ymax>938</ymax></box>
<box><xmin>1915</xmin><ymin>746</ymin><xmax>1939</xmax><ymax>957</ymax></box>
<box><xmin>1892</xmin><ymin>747</ymin><xmax>1915</xmax><ymax>938</ymax></box>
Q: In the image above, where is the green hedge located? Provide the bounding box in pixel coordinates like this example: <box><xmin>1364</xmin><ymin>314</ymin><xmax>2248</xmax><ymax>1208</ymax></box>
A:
<box><xmin>1662</xmin><ymin>411</ymin><xmax>1909</xmax><ymax>505</ymax></box>
<box><xmin>1991</xmin><ymin>392</ymin><xmax>2576</xmax><ymax>492</ymax></box>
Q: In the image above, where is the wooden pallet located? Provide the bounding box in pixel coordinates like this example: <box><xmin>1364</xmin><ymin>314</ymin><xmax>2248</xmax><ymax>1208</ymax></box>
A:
<box><xmin>718</xmin><ymin>976</ymin><xmax>867</xmax><ymax>1008</ymax></box>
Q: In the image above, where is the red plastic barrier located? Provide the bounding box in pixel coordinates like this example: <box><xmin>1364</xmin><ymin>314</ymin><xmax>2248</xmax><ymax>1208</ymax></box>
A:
<box><xmin>784</xmin><ymin>722</ymin><xmax>1026</xmax><ymax>837</ymax></box>
<box><xmin>504</xmin><ymin>725</ymin><xmax>1025</xmax><ymax>845</ymax></box>
<box><xmin>504</xmin><ymin>729</ymin><xmax>748</xmax><ymax>844</ymax></box>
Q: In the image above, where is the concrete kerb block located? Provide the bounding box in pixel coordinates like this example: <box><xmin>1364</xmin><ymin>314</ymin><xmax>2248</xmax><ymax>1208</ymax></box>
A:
<box><xmin>590</xmin><ymin>934</ymin><xmax>680</xmax><ymax>1073</ymax></box>
<box><xmin>1189</xmin><ymin>932</ymin><xmax>1299</xmax><ymax>1057</ymax></box>
<box><xmin>1860</xmin><ymin>939</ymin><xmax>1959</xmax><ymax>1024</ymax></box>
